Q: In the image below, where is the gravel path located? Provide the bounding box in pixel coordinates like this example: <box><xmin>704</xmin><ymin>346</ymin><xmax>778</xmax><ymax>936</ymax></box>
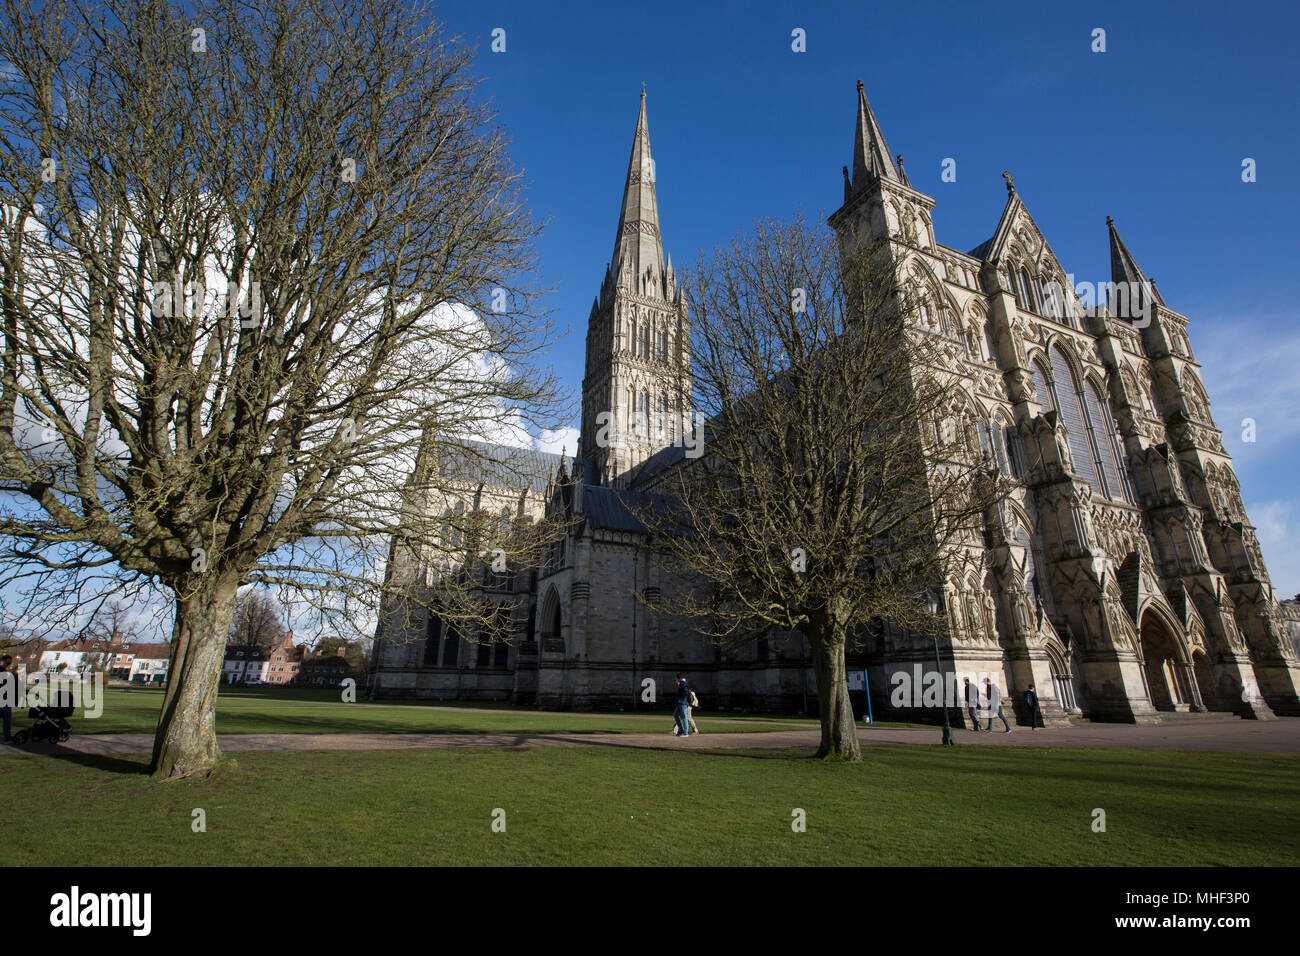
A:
<box><xmin>4</xmin><ymin>718</ymin><xmax>1298</xmax><ymax>757</ymax></box>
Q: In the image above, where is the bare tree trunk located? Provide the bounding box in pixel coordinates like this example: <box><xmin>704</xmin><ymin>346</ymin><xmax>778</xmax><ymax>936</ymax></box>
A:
<box><xmin>150</xmin><ymin>576</ymin><xmax>239</xmax><ymax>780</ymax></box>
<box><xmin>810</xmin><ymin>622</ymin><xmax>862</xmax><ymax>762</ymax></box>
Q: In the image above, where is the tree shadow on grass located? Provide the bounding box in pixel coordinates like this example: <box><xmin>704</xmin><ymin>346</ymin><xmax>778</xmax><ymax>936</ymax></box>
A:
<box><xmin>18</xmin><ymin>744</ymin><xmax>149</xmax><ymax>776</ymax></box>
<box><xmin>213</xmin><ymin>711</ymin><xmax>637</xmax><ymax>735</ymax></box>
<box><xmin>504</xmin><ymin>734</ymin><xmax>819</xmax><ymax>760</ymax></box>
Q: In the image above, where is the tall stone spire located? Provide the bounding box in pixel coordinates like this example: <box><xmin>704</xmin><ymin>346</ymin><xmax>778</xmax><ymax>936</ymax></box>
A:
<box><xmin>611</xmin><ymin>89</ymin><xmax>665</xmax><ymax>297</ymax></box>
<box><xmin>581</xmin><ymin>89</ymin><xmax>690</xmax><ymax>488</ymax></box>
<box><xmin>851</xmin><ymin>79</ymin><xmax>899</xmax><ymax>188</ymax></box>
<box><xmin>1107</xmin><ymin>216</ymin><xmax>1165</xmax><ymax>307</ymax></box>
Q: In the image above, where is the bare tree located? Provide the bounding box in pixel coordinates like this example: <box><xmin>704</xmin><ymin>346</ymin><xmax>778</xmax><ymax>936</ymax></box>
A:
<box><xmin>80</xmin><ymin>598</ymin><xmax>144</xmax><ymax>675</ymax></box>
<box><xmin>0</xmin><ymin>0</ymin><xmax>564</xmax><ymax>778</ymax></box>
<box><xmin>227</xmin><ymin>588</ymin><xmax>286</xmax><ymax>650</ymax></box>
<box><xmin>639</xmin><ymin>216</ymin><xmax>1009</xmax><ymax>761</ymax></box>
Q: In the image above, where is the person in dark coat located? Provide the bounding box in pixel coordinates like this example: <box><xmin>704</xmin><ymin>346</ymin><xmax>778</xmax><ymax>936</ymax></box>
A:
<box><xmin>964</xmin><ymin>677</ymin><xmax>981</xmax><ymax>731</ymax></box>
<box><xmin>1024</xmin><ymin>683</ymin><xmax>1042</xmax><ymax>730</ymax></box>
<box><xmin>0</xmin><ymin>654</ymin><xmax>14</xmax><ymax>742</ymax></box>
<box><xmin>673</xmin><ymin>673</ymin><xmax>691</xmax><ymax>737</ymax></box>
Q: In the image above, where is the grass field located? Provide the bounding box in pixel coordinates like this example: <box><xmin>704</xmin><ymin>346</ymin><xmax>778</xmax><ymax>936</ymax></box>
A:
<box><xmin>2</xmin><ymin>743</ymin><xmax>1296</xmax><ymax>865</ymax></box>
<box><xmin>58</xmin><ymin>686</ymin><xmax>837</xmax><ymax>736</ymax></box>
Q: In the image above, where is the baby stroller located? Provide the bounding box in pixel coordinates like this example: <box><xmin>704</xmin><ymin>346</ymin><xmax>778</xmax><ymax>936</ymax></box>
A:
<box><xmin>13</xmin><ymin>689</ymin><xmax>73</xmax><ymax>745</ymax></box>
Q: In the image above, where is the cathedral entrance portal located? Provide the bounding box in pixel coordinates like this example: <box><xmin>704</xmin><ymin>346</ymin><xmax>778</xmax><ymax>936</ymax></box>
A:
<box><xmin>1192</xmin><ymin>649</ymin><xmax>1216</xmax><ymax>711</ymax></box>
<box><xmin>540</xmin><ymin>588</ymin><xmax>563</xmax><ymax>655</ymax></box>
<box><xmin>1046</xmin><ymin>646</ymin><xmax>1078</xmax><ymax>713</ymax></box>
<box><xmin>1138</xmin><ymin>609</ymin><xmax>1193</xmax><ymax>711</ymax></box>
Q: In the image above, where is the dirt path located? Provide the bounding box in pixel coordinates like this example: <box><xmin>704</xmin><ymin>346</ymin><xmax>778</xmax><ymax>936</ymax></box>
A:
<box><xmin>5</xmin><ymin>718</ymin><xmax>1299</xmax><ymax>758</ymax></box>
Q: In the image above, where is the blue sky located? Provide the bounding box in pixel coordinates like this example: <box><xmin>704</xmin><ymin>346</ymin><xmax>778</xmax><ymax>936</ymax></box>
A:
<box><xmin>440</xmin><ymin>0</ymin><xmax>1300</xmax><ymax>597</ymax></box>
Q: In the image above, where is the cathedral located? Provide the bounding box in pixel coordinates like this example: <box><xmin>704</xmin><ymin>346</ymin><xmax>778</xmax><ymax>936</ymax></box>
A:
<box><xmin>367</xmin><ymin>84</ymin><xmax>1300</xmax><ymax>725</ymax></box>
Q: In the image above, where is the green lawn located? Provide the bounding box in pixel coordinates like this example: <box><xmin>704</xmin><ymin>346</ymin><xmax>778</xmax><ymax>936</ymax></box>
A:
<box><xmin>67</xmin><ymin>686</ymin><xmax>840</xmax><ymax>736</ymax></box>
<box><xmin>3</xmin><ymin>744</ymin><xmax>1296</xmax><ymax>865</ymax></box>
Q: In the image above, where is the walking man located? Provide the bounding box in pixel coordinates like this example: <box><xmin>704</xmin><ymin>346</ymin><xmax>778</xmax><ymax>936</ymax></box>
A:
<box><xmin>0</xmin><ymin>654</ymin><xmax>14</xmax><ymax>743</ymax></box>
<box><xmin>1024</xmin><ymin>683</ymin><xmax>1042</xmax><ymax>730</ymax></box>
<box><xmin>964</xmin><ymin>676</ymin><xmax>981</xmax><ymax>731</ymax></box>
<box><xmin>985</xmin><ymin>677</ymin><xmax>1011</xmax><ymax>733</ymax></box>
<box><xmin>673</xmin><ymin>673</ymin><xmax>691</xmax><ymax>737</ymax></box>
<box><xmin>686</xmin><ymin>686</ymin><xmax>700</xmax><ymax>735</ymax></box>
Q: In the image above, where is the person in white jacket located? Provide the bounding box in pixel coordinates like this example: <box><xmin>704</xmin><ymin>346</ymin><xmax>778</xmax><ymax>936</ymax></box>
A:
<box><xmin>984</xmin><ymin>678</ymin><xmax>1012</xmax><ymax>733</ymax></box>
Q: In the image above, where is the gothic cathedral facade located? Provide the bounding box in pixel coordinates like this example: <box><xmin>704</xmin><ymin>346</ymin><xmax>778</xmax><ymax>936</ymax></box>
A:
<box><xmin>368</xmin><ymin>85</ymin><xmax>1300</xmax><ymax>724</ymax></box>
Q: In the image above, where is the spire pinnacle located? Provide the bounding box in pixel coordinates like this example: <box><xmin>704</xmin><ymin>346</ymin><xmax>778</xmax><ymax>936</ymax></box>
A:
<box><xmin>611</xmin><ymin>89</ymin><xmax>665</xmax><ymax>295</ymax></box>
<box><xmin>1107</xmin><ymin>217</ymin><xmax>1164</xmax><ymax>307</ymax></box>
<box><xmin>851</xmin><ymin>80</ymin><xmax>899</xmax><ymax>189</ymax></box>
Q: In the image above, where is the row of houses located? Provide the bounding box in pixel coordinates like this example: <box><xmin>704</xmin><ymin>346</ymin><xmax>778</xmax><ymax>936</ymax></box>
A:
<box><xmin>223</xmin><ymin>630</ymin><xmax>360</xmax><ymax>687</ymax></box>
<box><xmin>5</xmin><ymin>630</ymin><xmax>363</xmax><ymax>689</ymax></box>
<box><xmin>32</xmin><ymin>638</ymin><xmax>170</xmax><ymax>683</ymax></box>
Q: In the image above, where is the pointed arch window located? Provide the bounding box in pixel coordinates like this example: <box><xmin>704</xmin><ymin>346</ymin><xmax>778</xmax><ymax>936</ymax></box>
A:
<box><xmin>1019</xmin><ymin>267</ymin><xmax>1041</xmax><ymax>314</ymax></box>
<box><xmin>450</xmin><ymin>500</ymin><xmax>465</xmax><ymax>549</ymax></box>
<box><xmin>1084</xmin><ymin>379</ymin><xmax>1133</xmax><ymax>504</ymax></box>
<box><xmin>1010</xmin><ymin>266</ymin><xmax>1027</xmax><ymax>310</ymax></box>
<box><xmin>1049</xmin><ymin>347</ymin><xmax>1098</xmax><ymax>492</ymax></box>
<box><xmin>984</xmin><ymin>318</ymin><xmax>999</xmax><ymax>364</ymax></box>
<box><xmin>1032</xmin><ymin>360</ymin><xmax>1054</xmax><ymax>412</ymax></box>
<box><xmin>991</xmin><ymin>411</ymin><xmax>1017</xmax><ymax>477</ymax></box>
<box><xmin>442</xmin><ymin>620</ymin><xmax>461</xmax><ymax>666</ymax></box>
<box><xmin>424</xmin><ymin>613</ymin><xmax>443</xmax><ymax>665</ymax></box>
<box><xmin>933</xmin><ymin>297</ymin><xmax>950</xmax><ymax>335</ymax></box>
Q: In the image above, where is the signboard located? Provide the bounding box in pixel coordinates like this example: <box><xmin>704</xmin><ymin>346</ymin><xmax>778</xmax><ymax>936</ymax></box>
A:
<box><xmin>846</xmin><ymin>669</ymin><xmax>867</xmax><ymax>691</ymax></box>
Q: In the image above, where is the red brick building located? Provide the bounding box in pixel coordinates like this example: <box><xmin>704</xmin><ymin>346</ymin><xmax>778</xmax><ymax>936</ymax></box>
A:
<box><xmin>263</xmin><ymin>631</ymin><xmax>305</xmax><ymax>685</ymax></box>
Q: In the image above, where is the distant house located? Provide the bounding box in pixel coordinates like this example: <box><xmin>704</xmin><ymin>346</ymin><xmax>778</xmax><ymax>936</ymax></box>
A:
<box><xmin>128</xmin><ymin>644</ymin><xmax>170</xmax><ymax>684</ymax></box>
<box><xmin>223</xmin><ymin>644</ymin><xmax>268</xmax><ymax>684</ymax></box>
<box><xmin>105</xmin><ymin>646</ymin><xmax>138</xmax><ymax>679</ymax></box>
<box><xmin>296</xmin><ymin>647</ymin><xmax>357</xmax><ymax>688</ymax></box>
<box><xmin>38</xmin><ymin>634</ymin><xmax>161</xmax><ymax>681</ymax></box>
<box><xmin>263</xmin><ymin>631</ymin><xmax>305</xmax><ymax>685</ymax></box>
<box><xmin>39</xmin><ymin>638</ymin><xmax>105</xmax><ymax>677</ymax></box>
<box><xmin>105</xmin><ymin>642</ymin><xmax>166</xmax><ymax>680</ymax></box>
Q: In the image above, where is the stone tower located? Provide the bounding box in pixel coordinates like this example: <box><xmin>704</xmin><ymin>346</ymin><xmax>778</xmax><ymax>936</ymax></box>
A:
<box><xmin>1107</xmin><ymin>219</ymin><xmax>1300</xmax><ymax>715</ymax></box>
<box><xmin>579</xmin><ymin>91</ymin><xmax>690</xmax><ymax>486</ymax></box>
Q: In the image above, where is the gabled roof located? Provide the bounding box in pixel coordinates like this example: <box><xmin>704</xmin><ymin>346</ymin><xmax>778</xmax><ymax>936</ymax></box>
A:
<box><xmin>579</xmin><ymin>484</ymin><xmax>653</xmax><ymax>533</ymax></box>
<box><xmin>627</xmin><ymin>442</ymin><xmax>688</xmax><ymax>489</ymax></box>
<box><xmin>437</xmin><ymin>437</ymin><xmax>571</xmax><ymax>495</ymax></box>
<box><xmin>977</xmin><ymin>188</ymin><xmax>1026</xmax><ymax>265</ymax></box>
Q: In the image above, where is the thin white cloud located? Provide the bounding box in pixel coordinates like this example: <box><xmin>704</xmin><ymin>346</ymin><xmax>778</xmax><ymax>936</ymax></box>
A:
<box><xmin>1196</xmin><ymin>322</ymin><xmax>1300</xmax><ymax>457</ymax></box>
<box><xmin>1248</xmin><ymin>499</ymin><xmax>1300</xmax><ymax>601</ymax></box>
<box><xmin>534</xmin><ymin>426</ymin><xmax>580</xmax><ymax>456</ymax></box>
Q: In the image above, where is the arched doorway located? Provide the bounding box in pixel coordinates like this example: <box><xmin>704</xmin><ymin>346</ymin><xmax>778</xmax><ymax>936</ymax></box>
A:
<box><xmin>1192</xmin><ymin>649</ymin><xmax>1216</xmax><ymax>710</ymax></box>
<box><xmin>1045</xmin><ymin>643</ymin><xmax>1079</xmax><ymax>713</ymax></box>
<box><xmin>1138</xmin><ymin>608</ymin><xmax>1193</xmax><ymax>711</ymax></box>
<box><xmin>540</xmin><ymin>588</ymin><xmax>563</xmax><ymax>654</ymax></box>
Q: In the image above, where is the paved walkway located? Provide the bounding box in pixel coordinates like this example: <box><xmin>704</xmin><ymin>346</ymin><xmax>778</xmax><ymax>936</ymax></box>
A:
<box><xmin>4</xmin><ymin>718</ymin><xmax>1298</xmax><ymax>757</ymax></box>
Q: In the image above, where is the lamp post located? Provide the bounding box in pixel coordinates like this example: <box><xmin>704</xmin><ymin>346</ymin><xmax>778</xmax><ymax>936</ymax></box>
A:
<box><xmin>928</xmin><ymin>588</ymin><xmax>955</xmax><ymax>747</ymax></box>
